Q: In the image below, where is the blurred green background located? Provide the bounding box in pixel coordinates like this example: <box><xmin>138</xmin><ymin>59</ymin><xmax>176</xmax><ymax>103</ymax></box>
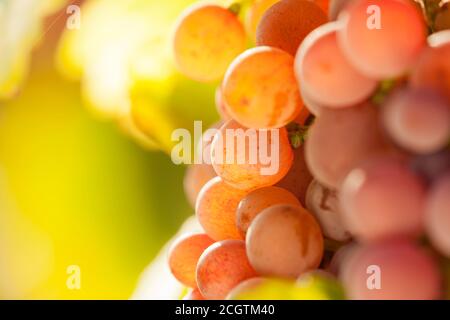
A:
<box><xmin>0</xmin><ymin>0</ymin><xmax>221</xmax><ymax>299</ymax></box>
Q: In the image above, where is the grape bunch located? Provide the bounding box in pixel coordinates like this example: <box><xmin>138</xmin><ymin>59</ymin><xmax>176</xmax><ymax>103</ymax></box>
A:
<box><xmin>169</xmin><ymin>0</ymin><xmax>450</xmax><ymax>300</ymax></box>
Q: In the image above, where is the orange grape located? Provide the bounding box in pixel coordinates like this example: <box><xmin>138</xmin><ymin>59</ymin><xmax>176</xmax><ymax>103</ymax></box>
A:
<box><xmin>275</xmin><ymin>145</ymin><xmax>313</xmax><ymax>206</ymax></box>
<box><xmin>173</xmin><ymin>4</ymin><xmax>246</xmax><ymax>82</ymax></box>
<box><xmin>223</xmin><ymin>47</ymin><xmax>303</xmax><ymax>129</ymax></box>
<box><xmin>427</xmin><ymin>30</ymin><xmax>450</xmax><ymax>47</ymax></box>
<box><xmin>312</xmin><ymin>0</ymin><xmax>330</xmax><ymax>13</ymax></box>
<box><xmin>245</xmin><ymin>0</ymin><xmax>280</xmax><ymax>40</ymax></box>
<box><xmin>246</xmin><ymin>204</ymin><xmax>324</xmax><ymax>278</ymax></box>
<box><xmin>295</xmin><ymin>22</ymin><xmax>377</xmax><ymax>108</ymax></box>
<box><xmin>168</xmin><ymin>233</ymin><xmax>215</xmax><ymax>287</ymax></box>
<box><xmin>410</xmin><ymin>42</ymin><xmax>450</xmax><ymax>103</ymax></box>
<box><xmin>215</xmin><ymin>85</ymin><xmax>232</xmax><ymax>121</ymax></box>
<box><xmin>197</xmin><ymin>240</ymin><xmax>257</xmax><ymax>300</ymax></box>
<box><xmin>435</xmin><ymin>3</ymin><xmax>450</xmax><ymax>32</ymax></box>
<box><xmin>196</xmin><ymin>176</ymin><xmax>249</xmax><ymax>241</ymax></box>
<box><xmin>236</xmin><ymin>186</ymin><xmax>301</xmax><ymax>237</ymax></box>
<box><xmin>184</xmin><ymin>164</ymin><xmax>217</xmax><ymax>208</ymax></box>
<box><xmin>256</xmin><ymin>0</ymin><xmax>328</xmax><ymax>56</ymax></box>
<box><xmin>211</xmin><ymin>120</ymin><xmax>294</xmax><ymax>190</ymax></box>
<box><xmin>328</xmin><ymin>0</ymin><xmax>351</xmax><ymax>20</ymax></box>
<box><xmin>337</xmin><ymin>0</ymin><xmax>427</xmax><ymax>79</ymax></box>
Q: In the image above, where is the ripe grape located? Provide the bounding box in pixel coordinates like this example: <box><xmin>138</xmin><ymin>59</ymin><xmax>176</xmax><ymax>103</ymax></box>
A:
<box><xmin>341</xmin><ymin>239</ymin><xmax>441</xmax><ymax>300</ymax></box>
<box><xmin>295</xmin><ymin>22</ymin><xmax>377</xmax><ymax>108</ymax></box>
<box><xmin>312</xmin><ymin>0</ymin><xmax>330</xmax><ymax>13</ymax></box>
<box><xmin>299</xmin><ymin>85</ymin><xmax>324</xmax><ymax>115</ymax></box>
<box><xmin>410</xmin><ymin>43</ymin><xmax>450</xmax><ymax>103</ymax></box>
<box><xmin>337</xmin><ymin>0</ymin><xmax>427</xmax><ymax>79</ymax></box>
<box><xmin>275</xmin><ymin>146</ymin><xmax>314</xmax><ymax>206</ymax></box>
<box><xmin>168</xmin><ymin>233</ymin><xmax>215</xmax><ymax>288</ymax></box>
<box><xmin>382</xmin><ymin>88</ymin><xmax>450</xmax><ymax>154</ymax></box>
<box><xmin>425</xmin><ymin>173</ymin><xmax>450</xmax><ymax>257</ymax></box>
<box><xmin>246</xmin><ymin>204</ymin><xmax>324</xmax><ymax>278</ymax></box>
<box><xmin>196</xmin><ymin>177</ymin><xmax>249</xmax><ymax>241</ymax></box>
<box><xmin>196</xmin><ymin>240</ymin><xmax>257</xmax><ymax>300</ymax></box>
<box><xmin>211</xmin><ymin>120</ymin><xmax>294</xmax><ymax>191</ymax></box>
<box><xmin>328</xmin><ymin>242</ymin><xmax>359</xmax><ymax>276</ymax></box>
<box><xmin>183</xmin><ymin>288</ymin><xmax>206</xmax><ymax>300</ymax></box>
<box><xmin>256</xmin><ymin>0</ymin><xmax>328</xmax><ymax>56</ymax></box>
<box><xmin>245</xmin><ymin>0</ymin><xmax>280</xmax><ymax>40</ymax></box>
<box><xmin>305</xmin><ymin>180</ymin><xmax>351</xmax><ymax>242</ymax></box>
<box><xmin>223</xmin><ymin>47</ymin><xmax>303</xmax><ymax>129</ymax></box>
<box><xmin>184</xmin><ymin>164</ymin><xmax>217</xmax><ymax>208</ymax></box>
<box><xmin>173</xmin><ymin>4</ymin><xmax>246</xmax><ymax>82</ymax></box>
<box><xmin>226</xmin><ymin>277</ymin><xmax>264</xmax><ymax>300</ymax></box>
<box><xmin>236</xmin><ymin>186</ymin><xmax>301</xmax><ymax>237</ymax></box>
<box><xmin>340</xmin><ymin>157</ymin><xmax>427</xmax><ymax>242</ymax></box>
<box><xmin>305</xmin><ymin>103</ymin><xmax>385</xmax><ymax>188</ymax></box>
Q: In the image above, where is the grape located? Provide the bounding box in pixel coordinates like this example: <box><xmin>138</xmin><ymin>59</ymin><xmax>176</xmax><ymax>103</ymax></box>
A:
<box><xmin>184</xmin><ymin>164</ymin><xmax>217</xmax><ymax>208</ymax></box>
<box><xmin>276</xmin><ymin>146</ymin><xmax>314</xmax><ymax>206</ymax></box>
<box><xmin>245</xmin><ymin>0</ymin><xmax>281</xmax><ymax>40</ymax></box>
<box><xmin>341</xmin><ymin>239</ymin><xmax>441</xmax><ymax>300</ymax></box>
<box><xmin>256</xmin><ymin>0</ymin><xmax>328</xmax><ymax>56</ymax></box>
<box><xmin>410</xmin><ymin>43</ymin><xmax>450</xmax><ymax>103</ymax></box>
<box><xmin>237</xmin><ymin>186</ymin><xmax>301</xmax><ymax>237</ymax></box>
<box><xmin>305</xmin><ymin>180</ymin><xmax>351</xmax><ymax>242</ymax></box>
<box><xmin>196</xmin><ymin>177</ymin><xmax>249</xmax><ymax>241</ymax></box>
<box><xmin>340</xmin><ymin>157</ymin><xmax>427</xmax><ymax>242</ymax></box>
<box><xmin>305</xmin><ymin>103</ymin><xmax>386</xmax><ymax>188</ymax></box>
<box><xmin>425</xmin><ymin>173</ymin><xmax>450</xmax><ymax>257</ymax></box>
<box><xmin>295</xmin><ymin>22</ymin><xmax>377</xmax><ymax>108</ymax></box>
<box><xmin>168</xmin><ymin>233</ymin><xmax>215</xmax><ymax>288</ymax></box>
<box><xmin>312</xmin><ymin>0</ymin><xmax>330</xmax><ymax>13</ymax></box>
<box><xmin>226</xmin><ymin>277</ymin><xmax>264</xmax><ymax>300</ymax></box>
<box><xmin>411</xmin><ymin>151</ymin><xmax>450</xmax><ymax>185</ymax></box>
<box><xmin>211</xmin><ymin>120</ymin><xmax>294</xmax><ymax>191</ymax></box>
<box><xmin>337</xmin><ymin>0</ymin><xmax>427</xmax><ymax>79</ymax></box>
<box><xmin>223</xmin><ymin>47</ymin><xmax>303</xmax><ymax>129</ymax></box>
<box><xmin>328</xmin><ymin>0</ymin><xmax>351</xmax><ymax>20</ymax></box>
<box><xmin>173</xmin><ymin>4</ymin><xmax>246</xmax><ymax>82</ymax></box>
<box><xmin>246</xmin><ymin>204</ymin><xmax>324</xmax><ymax>278</ymax></box>
<box><xmin>382</xmin><ymin>88</ymin><xmax>450</xmax><ymax>154</ymax></box>
<box><xmin>215</xmin><ymin>86</ymin><xmax>231</xmax><ymax>121</ymax></box>
<box><xmin>428</xmin><ymin>30</ymin><xmax>450</xmax><ymax>47</ymax></box>
<box><xmin>183</xmin><ymin>288</ymin><xmax>206</xmax><ymax>300</ymax></box>
<box><xmin>196</xmin><ymin>240</ymin><xmax>257</xmax><ymax>300</ymax></box>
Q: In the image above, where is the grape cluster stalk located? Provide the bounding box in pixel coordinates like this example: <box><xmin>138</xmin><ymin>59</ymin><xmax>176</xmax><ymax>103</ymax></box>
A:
<box><xmin>169</xmin><ymin>0</ymin><xmax>450</xmax><ymax>300</ymax></box>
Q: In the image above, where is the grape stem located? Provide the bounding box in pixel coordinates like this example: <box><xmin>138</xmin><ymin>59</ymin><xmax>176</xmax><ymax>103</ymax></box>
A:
<box><xmin>420</xmin><ymin>0</ymin><xmax>442</xmax><ymax>32</ymax></box>
<box><xmin>287</xmin><ymin>116</ymin><xmax>315</xmax><ymax>149</ymax></box>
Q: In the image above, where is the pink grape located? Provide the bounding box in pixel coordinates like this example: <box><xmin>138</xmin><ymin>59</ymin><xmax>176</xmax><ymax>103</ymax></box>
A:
<box><xmin>340</xmin><ymin>157</ymin><xmax>427</xmax><ymax>242</ymax></box>
<box><xmin>341</xmin><ymin>238</ymin><xmax>442</xmax><ymax>300</ymax></box>
<box><xmin>295</xmin><ymin>22</ymin><xmax>377</xmax><ymax>108</ymax></box>
<box><xmin>425</xmin><ymin>173</ymin><xmax>450</xmax><ymax>257</ymax></box>
<box><xmin>196</xmin><ymin>240</ymin><xmax>257</xmax><ymax>300</ymax></box>
<box><xmin>246</xmin><ymin>204</ymin><xmax>323</xmax><ymax>278</ymax></box>
<box><xmin>382</xmin><ymin>88</ymin><xmax>450</xmax><ymax>154</ymax></box>
<box><xmin>305</xmin><ymin>103</ymin><xmax>386</xmax><ymax>188</ymax></box>
<box><xmin>337</xmin><ymin>0</ymin><xmax>427</xmax><ymax>79</ymax></box>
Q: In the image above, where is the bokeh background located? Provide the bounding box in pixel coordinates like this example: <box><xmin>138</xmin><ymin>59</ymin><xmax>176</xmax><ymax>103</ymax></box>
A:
<box><xmin>0</xmin><ymin>0</ymin><xmax>221</xmax><ymax>299</ymax></box>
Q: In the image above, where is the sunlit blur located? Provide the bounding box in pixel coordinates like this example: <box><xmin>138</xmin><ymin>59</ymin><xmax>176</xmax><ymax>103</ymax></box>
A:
<box><xmin>0</xmin><ymin>0</ymin><xmax>220</xmax><ymax>299</ymax></box>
